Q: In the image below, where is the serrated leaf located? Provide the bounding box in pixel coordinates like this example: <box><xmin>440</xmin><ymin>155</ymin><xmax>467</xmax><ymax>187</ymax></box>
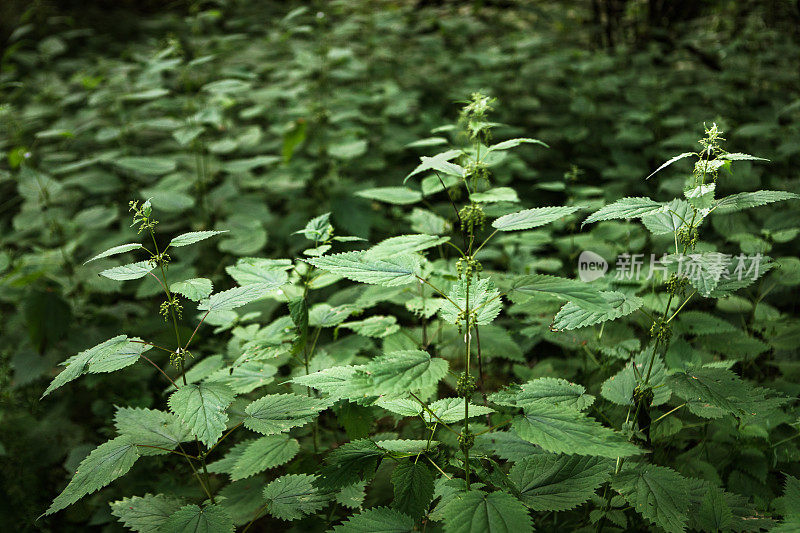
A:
<box><xmin>100</xmin><ymin>260</ymin><xmax>155</xmax><ymax>281</ymax></box>
<box><xmin>440</xmin><ymin>490</ymin><xmax>532</xmax><ymax>533</ymax></box>
<box><xmin>684</xmin><ymin>182</ymin><xmax>716</xmax><ymax>209</ymax></box>
<box><xmin>230</xmin><ymin>435</ymin><xmax>299</xmax><ymax>480</ymax></box>
<box><xmin>45</xmin><ymin>436</ymin><xmax>140</xmax><ymax>515</ymax></box>
<box><xmin>641</xmin><ymin>198</ymin><xmax>696</xmax><ymax>235</ymax></box>
<box><xmin>612</xmin><ymin>464</ymin><xmax>689</xmax><ymax>533</ymax></box>
<box><xmin>111</xmin><ymin>493</ymin><xmax>184</xmax><ymax>533</ymax></box>
<box><xmin>168</xmin><ymin>383</ymin><xmax>235</xmax><ymax>448</ymax></box>
<box><xmin>168</xmin><ymin>230</ymin><xmax>227</xmax><ymax>248</ymax></box>
<box><xmin>583</xmin><ymin>197</ymin><xmax>664</xmax><ymax>226</ymax></box>
<box><xmin>170</xmin><ymin>278</ymin><xmax>213</xmax><ymax>301</ymax></box>
<box><xmin>243</xmin><ymin>393</ymin><xmax>329</xmax><ymax>435</ymax></box>
<box><xmin>719</xmin><ymin>152</ymin><xmax>769</xmax><ymax>161</ymax></box>
<box><xmin>493</xmin><ymin>206</ymin><xmax>582</xmax><ymax>231</ymax></box>
<box><xmin>405</xmin><ymin>149</ymin><xmax>464</xmax><ymax>182</ymax></box>
<box><xmin>84</xmin><ymin>243</ymin><xmax>143</xmax><ymax>264</ymax></box>
<box><xmin>158</xmin><ymin>503</ymin><xmax>234</xmax><ymax>533</ymax></box>
<box><xmin>377</xmin><ymin>439</ymin><xmax>438</xmax><ymax>454</ymax></box>
<box><xmin>392</xmin><ymin>461</ymin><xmax>434</xmax><ymax>519</ymax></box>
<box><xmin>365</xmin><ymin>234</ymin><xmax>449</xmax><ymax>260</ymax></box>
<box><xmin>356</xmin><ymin>187</ymin><xmax>423</xmax><ymax>205</ymax></box>
<box><xmin>486</xmin><ymin>137</ymin><xmax>548</xmax><ymax>152</ymax></box>
<box><xmin>42</xmin><ymin>335</ymin><xmax>150</xmax><ymax>398</ymax></box>
<box><xmin>713</xmin><ymin>190</ymin><xmax>799</xmax><ymax>213</ymax></box>
<box><xmin>225</xmin><ymin>257</ymin><xmax>292</xmax><ymax>286</ymax></box>
<box><xmin>601</xmin><ymin>350</ymin><xmax>671</xmax><ymax>407</ymax></box>
<box><xmin>508</xmin><ymin>274</ymin><xmax>607</xmax><ymax>311</ymax></box>
<box><xmin>512</xmin><ymin>402</ymin><xmax>641</xmax><ymax>458</ymax></box>
<box><xmin>308</xmin><ymin>251</ymin><xmax>420</xmax><ymax>286</ymax></box>
<box><xmin>337</xmin><ymin>481</ymin><xmax>368</xmax><ymax>509</ymax></box>
<box><xmin>645</xmin><ymin>152</ymin><xmax>695</xmax><ymax>180</ymax></box>
<box><xmin>204</xmin><ymin>360</ymin><xmax>277</xmax><ymax>394</ymax></box>
<box><xmin>198</xmin><ymin>283</ymin><xmax>280</xmax><ymax>311</ymax></box>
<box><xmin>440</xmin><ymin>277</ymin><xmax>502</xmax><ymax>326</ymax></box>
<box><xmin>114</xmin><ymin>407</ymin><xmax>191</xmax><ymax>456</ymax></box>
<box><xmin>263</xmin><ymin>474</ymin><xmax>329</xmax><ymax>521</ymax></box>
<box><xmin>469</xmin><ymin>187</ymin><xmax>520</xmax><ymax>203</ymax></box>
<box><xmin>291</xmin><ymin>365</ymin><xmax>365</xmax><ymax>400</ymax></box>
<box><xmin>424</xmin><ymin>397</ymin><xmax>494</xmax><ymax>423</ymax></box>
<box><xmin>332</xmin><ymin>507</ymin><xmax>414</xmax><ymax>533</ymax></box>
<box><xmin>552</xmin><ymin>292</ymin><xmax>643</xmax><ymax>331</ymax></box>
<box><xmin>489</xmin><ymin>377</ymin><xmax>595</xmax><ymax>411</ymax></box>
<box><xmin>510</xmin><ymin>454</ymin><xmax>612</xmax><ymax>511</ymax></box>
<box><xmin>318</xmin><ymin>439</ymin><xmax>384</xmax><ymax>489</ymax></box>
<box><xmin>352</xmin><ymin>350</ymin><xmax>448</xmax><ymax>398</ymax></box>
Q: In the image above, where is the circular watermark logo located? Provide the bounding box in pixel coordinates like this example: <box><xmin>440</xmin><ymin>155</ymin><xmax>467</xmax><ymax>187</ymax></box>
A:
<box><xmin>578</xmin><ymin>250</ymin><xmax>608</xmax><ymax>282</ymax></box>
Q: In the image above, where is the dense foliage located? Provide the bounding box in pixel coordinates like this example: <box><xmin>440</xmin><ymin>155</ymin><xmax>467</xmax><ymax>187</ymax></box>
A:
<box><xmin>2</xmin><ymin>1</ymin><xmax>800</xmax><ymax>532</ymax></box>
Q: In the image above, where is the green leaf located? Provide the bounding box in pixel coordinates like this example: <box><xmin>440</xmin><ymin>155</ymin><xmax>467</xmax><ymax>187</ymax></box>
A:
<box><xmin>230</xmin><ymin>435</ymin><xmax>299</xmax><ymax>480</ymax></box>
<box><xmin>263</xmin><ymin>474</ymin><xmax>329</xmax><ymax>521</ymax></box>
<box><xmin>308</xmin><ymin>251</ymin><xmax>420</xmax><ymax>286</ymax></box>
<box><xmin>440</xmin><ymin>490</ymin><xmax>532</xmax><ymax>533</ymax></box>
<box><xmin>42</xmin><ymin>335</ymin><xmax>150</xmax><ymax>398</ymax></box>
<box><xmin>377</xmin><ymin>439</ymin><xmax>438</xmax><ymax>454</ymax></box>
<box><xmin>113</xmin><ymin>156</ymin><xmax>176</xmax><ymax>176</ymax></box>
<box><xmin>601</xmin><ymin>350</ymin><xmax>671</xmax><ymax>407</ymax></box>
<box><xmin>405</xmin><ymin>149</ymin><xmax>464</xmax><ymax>182</ymax></box>
<box><xmin>582</xmin><ymin>197</ymin><xmax>664</xmax><ymax>226</ymax></box>
<box><xmin>198</xmin><ymin>283</ymin><xmax>281</xmax><ymax>311</ymax></box>
<box><xmin>158</xmin><ymin>503</ymin><xmax>234</xmax><ymax>533</ymax></box>
<box><xmin>440</xmin><ymin>277</ymin><xmax>502</xmax><ymax>326</ymax></box>
<box><xmin>100</xmin><ymin>260</ymin><xmax>155</xmax><ymax>281</ymax></box>
<box><xmin>296</xmin><ymin>212</ymin><xmax>333</xmax><ymax>241</ymax></box>
<box><xmin>84</xmin><ymin>243</ymin><xmax>143</xmax><ymax>264</ymax></box>
<box><xmin>340</xmin><ymin>316</ymin><xmax>400</xmax><ymax>338</ymax></box>
<box><xmin>332</xmin><ymin>507</ymin><xmax>414</xmax><ymax>533</ymax></box>
<box><xmin>493</xmin><ymin>206</ymin><xmax>582</xmax><ymax>231</ymax></box>
<box><xmin>660</xmin><ymin>252</ymin><xmax>732</xmax><ymax>297</ymax></box>
<box><xmin>291</xmin><ymin>366</ymin><xmax>366</xmax><ymax>401</ymax></box>
<box><xmin>718</xmin><ymin>152</ymin><xmax>769</xmax><ymax>161</ymax></box>
<box><xmin>168</xmin><ymin>230</ymin><xmax>227</xmax><ymax>248</ymax></box>
<box><xmin>684</xmin><ymin>182</ymin><xmax>716</xmax><ymax>210</ymax></box>
<box><xmin>507</xmin><ymin>274</ymin><xmax>607</xmax><ymax>311</ymax></box>
<box><xmin>469</xmin><ymin>187</ymin><xmax>520</xmax><ymax>203</ymax></box>
<box><xmin>110</xmin><ymin>493</ymin><xmax>184</xmax><ymax>533</ymax></box>
<box><xmin>641</xmin><ymin>199</ymin><xmax>695</xmax><ymax>235</ymax></box>
<box><xmin>551</xmin><ymin>292</ymin><xmax>643</xmax><ymax>331</ymax></box>
<box><xmin>696</xmin><ymin>486</ymin><xmax>733</xmax><ymax>532</ymax></box>
<box><xmin>612</xmin><ymin>464</ymin><xmax>689</xmax><ymax>533</ymax></box>
<box><xmin>352</xmin><ymin>350</ymin><xmax>448</xmax><ymax>398</ymax></box>
<box><xmin>170</xmin><ymin>278</ymin><xmax>213</xmax><ymax>301</ymax></box>
<box><xmin>168</xmin><ymin>383</ymin><xmax>235</xmax><ymax>448</ymax></box>
<box><xmin>204</xmin><ymin>360</ymin><xmax>278</xmax><ymax>394</ymax></box>
<box><xmin>645</xmin><ymin>152</ymin><xmax>695</xmax><ymax>180</ymax></box>
<box><xmin>356</xmin><ymin>187</ymin><xmax>423</xmax><ymax>205</ymax></box>
<box><xmin>424</xmin><ymin>397</ymin><xmax>494</xmax><ymax>423</ymax></box>
<box><xmin>509</xmin><ymin>454</ymin><xmax>612</xmax><ymax>511</ymax></box>
<box><xmin>45</xmin><ymin>436</ymin><xmax>140</xmax><ymax>515</ymax></box>
<box><xmin>225</xmin><ymin>258</ymin><xmax>291</xmax><ymax>286</ymax></box>
<box><xmin>392</xmin><ymin>461</ymin><xmax>435</xmax><ymax>519</ymax></box>
<box><xmin>512</xmin><ymin>402</ymin><xmax>641</xmax><ymax>458</ymax></box>
<box><xmin>318</xmin><ymin>439</ymin><xmax>384</xmax><ymax>490</ymax></box>
<box><xmin>365</xmin><ymin>234</ymin><xmax>449</xmax><ymax>260</ymax></box>
<box><xmin>243</xmin><ymin>393</ymin><xmax>329</xmax><ymax>435</ymax></box>
<box><xmin>713</xmin><ymin>190</ymin><xmax>799</xmax><ymax>213</ymax></box>
<box><xmin>489</xmin><ymin>377</ymin><xmax>595</xmax><ymax>411</ymax></box>
<box><xmin>774</xmin><ymin>474</ymin><xmax>800</xmax><ymax>524</ymax></box>
<box><xmin>114</xmin><ymin>407</ymin><xmax>191</xmax><ymax>456</ymax></box>
<box><xmin>486</xmin><ymin>137</ymin><xmax>548</xmax><ymax>152</ymax></box>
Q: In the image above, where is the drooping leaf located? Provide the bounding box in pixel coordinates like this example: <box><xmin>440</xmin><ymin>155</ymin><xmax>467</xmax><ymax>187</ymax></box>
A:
<box><xmin>392</xmin><ymin>460</ymin><xmax>435</xmax><ymax>519</ymax></box>
<box><xmin>485</xmin><ymin>137</ymin><xmax>548</xmax><ymax>152</ymax></box>
<box><xmin>45</xmin><ymin>437</ymin><xmax>140</xmax><ymax>515</ymax></box>
<box><xmin>493</xmin><ymin>206</ymin><xmax>582</xmax><ymax>231</ymax></box>
<box><xmin>507</xmin><ymin>274</ymin><xmax>607</xmax><ymax>311</ymax></box>
<box><xmin>509</xmin><ymin>454</ymin><xmax>612</xmax><ymax>511</ymax></box>
<box><xmin>645</xmin><ymin>152</ymin><xmax>695</xmax><ymax>180</ymax></box>
<box><xmin>356</xmin><ymin>187</ymin><xmax>423</xmax><ymax>205</ymax></box>
<box><xmin>424</xmin><ymin>397</ymin><xmax>494</xmax><ymax>423</ymax></box>
<box><xmin>490</xmin><ymin>377</ymin><xmax>595</xmax><ymax>411</ymax></box>
<box><xmin>84</xmin><ymin>243</ymin><xmax>143</xmax><ymax>264</ymax></box>
<box><xmin>263</xmin><ymin>474</ymin><xmax>330</xmax><ymax>521</ymax></box>
<box><xmin>243</xmin><ymin>393</ymin><xmax>330</xmax><ymax>435</ymax></box>
<box><xmin>168</xmin><ymin>383</ymin><xmax>235</xmax><ymax>448</ymax></box>
<box><xmin>198</xmin><ymin>283</ymin><xmax>280</xmax><ymax>311</ymax></box>
<box><xmin>168</xmin><ymin>230</ymin><xmax>227</xmax><ymax>248</ymax></box>
<box><xmin>469</xmin><ymin>187</ymin><xmax>520</xmax><ymax>203</ymax></box>
<box><xmin>612</xmin><ymin>464</ymin><xmax>689</xmax><ymax>533</ymax></box>
<box><xmin>352</xmin><ymin>350</ymin><xmax>448</xmax><ymax>398</ymax></box>
<box><xmin>317</xmin><ymin>439</ymin><xmax>384</xmax><ymax>490</ymax></box>
<box><xmin>110</xmin><ymin>493</ymin><xmax>184</xmax><ymax>533</ymax></box>
<box><xmin>365</xmin><ymin>234</ymin><xmax>449</xmax><ymax>260</ymax></box>
<box><xmin>113</xmin><ymin>156</ymin><xmax>176</xmax><ymax>176</ymax></box>
<box><xmin>340</xmin><ymin>316</ymin><xmax>400</xmax><ymax>338</ymax></box>
<box><xmin>308</xmin><ymin>251</ymin><xmax>420</xmax><ymax>286</ymax></box>
<box><xmin>512</xmin><ymin>402</ymin><xmax>641</xmax><ymax>458</ymax></box>
<box><xmin>405</xmin><ymin>149</ymin><xmax>464</xmax><ymax>182</ymax></box>
<box><xmin>713</xmin><ymin>190</ymin><xmax>798</xmax><ymax>213</ymax></box>
<box><xmin>158</xmin><ymin>503</ymin><xmax>234</xmax><ymax>533</ymax></box>
<box><xmin>601</xmin><ymin>350</ymin><xmax>671</xmax><ymax>407</ymax></box>
<box><xmin>225</xmin><ymin>258</ymin><xmax>292</xmax><ymax>285</ymax></box>
<box><xmin>113</xmin><ymin>407</ymin><xmax>191</xmax><ymax>456</ymax></box>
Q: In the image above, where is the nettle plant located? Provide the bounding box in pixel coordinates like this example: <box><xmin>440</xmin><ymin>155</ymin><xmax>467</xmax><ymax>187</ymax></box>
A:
<box><xmin>41</xmin><ymin>96</ymin><xmax>800</xmax><ymax>533</ymax></box>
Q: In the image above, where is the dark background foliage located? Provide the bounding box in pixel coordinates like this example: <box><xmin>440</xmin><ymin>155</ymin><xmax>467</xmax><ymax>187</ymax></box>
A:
<box><xmin>1</xmin><ymin>0</ymin><xmax>799</xmax><ymax>531</ymax></box>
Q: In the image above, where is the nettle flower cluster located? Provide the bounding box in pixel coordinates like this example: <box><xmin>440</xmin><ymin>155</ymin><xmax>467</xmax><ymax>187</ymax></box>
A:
<box><xmin>40</xmin><ymin>96</ymin><xmax>800</xmax><ymax>533</ymax></box>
